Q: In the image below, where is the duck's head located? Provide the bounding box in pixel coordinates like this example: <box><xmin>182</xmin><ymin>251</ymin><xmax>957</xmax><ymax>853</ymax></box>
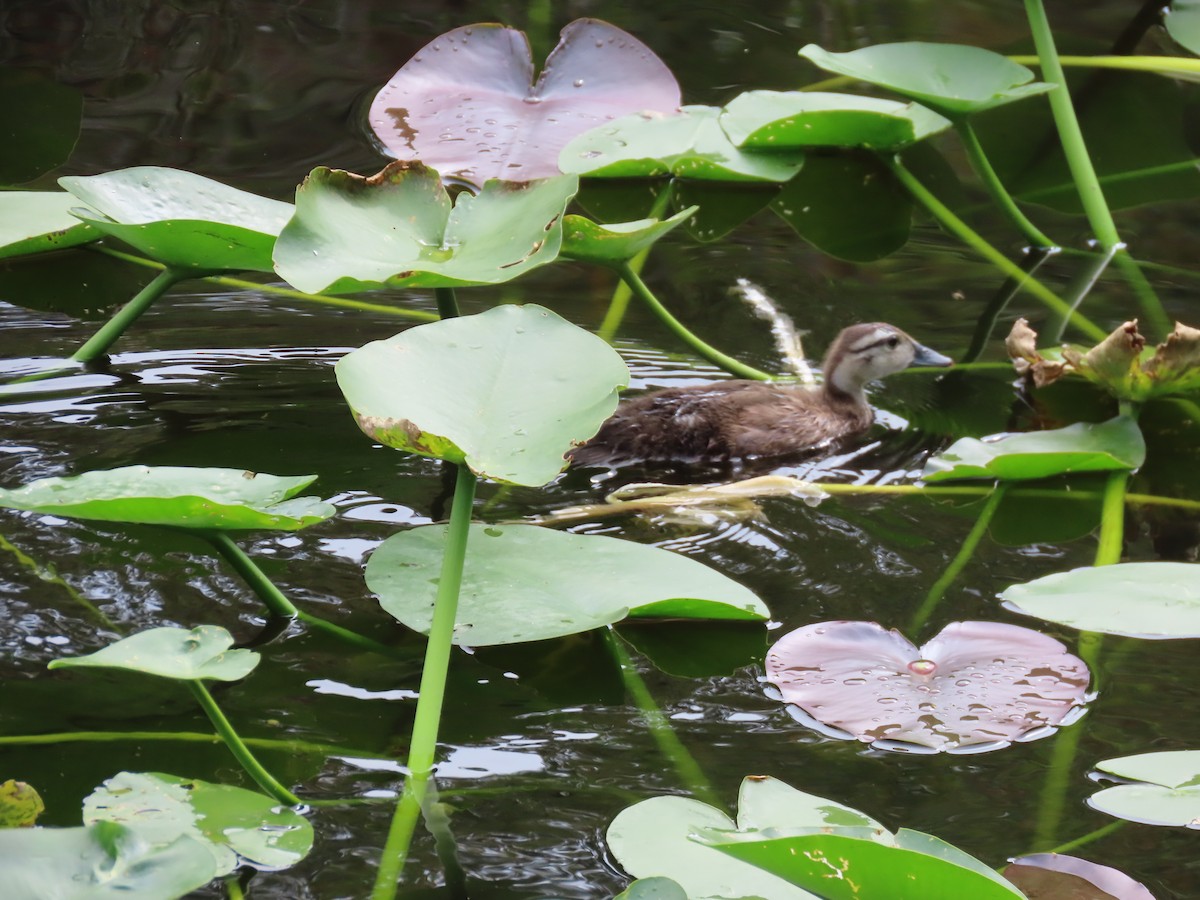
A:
<box><xmin>823</xmin><ymin>323</ymin><xmax>952</xmax><ymax>399</ymax></box>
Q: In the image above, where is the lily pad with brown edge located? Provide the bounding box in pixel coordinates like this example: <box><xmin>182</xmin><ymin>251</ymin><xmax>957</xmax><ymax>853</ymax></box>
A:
<box><xmin>765</xmin><ymin>620</ymin><xmax>1091</xmax><ymax>753</ymax></box>
<box><xmin>0</xmin><ymin>780</ymin><xmax>44</xmax><ymax>828</ymax></box>
<box><xmin>272</xmin><ymin>162</ymin><xmax>576</xmax><ymax>295</ymax></box>
<box><xmin>1087</xmin><ymin>750</ymin><xmax>1200</xmax><ymax>828</ymax></box>
<box><xmin>1003</xmin><ymin>853</ymin><xmax>1157</xmax><ymax>900</ymax></box>
<box><xmin>369</xmin><ymin>19</ymin><xmax>680</xmax><ymax>187</ymax></box>
<box><xmin>559</xmin><ymin>207</ymin><xmax>696</xmax><ymax>265</ymax></box>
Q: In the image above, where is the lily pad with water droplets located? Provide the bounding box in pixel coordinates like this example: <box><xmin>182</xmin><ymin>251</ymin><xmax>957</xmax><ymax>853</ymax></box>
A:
<box><xmin>85</xmin><ymin>772</ymin><xmax>312</xmax><ymax>873</ymax></box>
<box><xmin>765</xmin><ymin>620</ymin><xmax>1091</xmax><ymax>753</ymax></box>
<box><xmin>0</xmin><ymin>465</ymin><xmax>334</xmax><ymax>531</ymax></box>
<box><xmin>1004</xmin><ymin>853</ymin><xmax>1157</xmax><ymax>899</ymax></box>
<box><xmin>369</xmin><ymin>19</ymin><xmax>680</xmax><ymax>186</ymax></box>
<box><xmin>1088</xmin><ymin>751</ymin><xmax>1200</xmax><ymax>829</ymax></box>
<box><xmin>49</xmin><ymin>625</ymin><xmax>259</xmax><ymax>682</ymax></box>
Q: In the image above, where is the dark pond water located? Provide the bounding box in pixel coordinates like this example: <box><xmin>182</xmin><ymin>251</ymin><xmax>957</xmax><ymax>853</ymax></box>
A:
<box><xmin>4</xmin><ymin>1</ymin><xmax>1200</xmax><ymax>897</ymax></box>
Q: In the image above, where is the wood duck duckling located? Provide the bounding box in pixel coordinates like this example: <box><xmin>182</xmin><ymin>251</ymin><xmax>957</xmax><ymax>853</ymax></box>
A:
<box><xmin>569</xmin><ymin>323</ymin><xmax>952</xmax><ymax>467</ymax></box>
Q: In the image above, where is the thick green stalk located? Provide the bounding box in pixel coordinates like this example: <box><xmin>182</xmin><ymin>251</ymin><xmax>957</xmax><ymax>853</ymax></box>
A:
<box><xmin>187</xmin><ymin>680</ymin><xmax>301</xmax><ymax>806</ymax></box>
<box><xmin>1031</xmin><ymin>713</ymin><xmax>1085</xmax><ymax>851</ymax></box>
<box><xmin>223</xmin><ymin>874</ymin><xmax>246</xmax><ymax>900</ymax></box>
<box><xmin>1095</xmin><ymin>469</ymin><xmax>1130</xmax><ymax>567</ymax></box>
<box><xmin>616</xmin><ymin>261</ymin><xmax>775</xmax><ymax>381</ymax></box>
<box><xmin>907</xmin><ymin>485</ymin><xmax>1005</xmax><ymax>635</ymax></box>
<box><xmin>71</xmin><ymin>267</ymin><xmax>188</xmax><ymax>363</ymax></box>
<box><xmin>604</xmin><ymin>629</ymin><xmax>720</xmax><ymax>808</ymax></box>
<box><xmin>434</xmin><ymin>287</ymin><xmax>461</xmax><ymax>319</ymax></box>
<box><xmin>598</xmin><ymin>182</ymin><xmax>675</xmax><ymax>342</ymax></box>
<box><xmin>956</xmin><ymin>121</ymin><xmax>1054</xmax><ymax>249</ymax></box>
<box><xmin>1045</xmin><ymin>819</ymin><xmax>1126</xmax><ymax>856</ymax></box>
<box><xmin>203</xmin><ymin>532</ymin><xmax>298</xmax><ymax>618</ymax></box>
<box><xmin>883</xmin><ymin>155</ymin><xmax>1106</xmax><ymax>342</ymax></box>
<box><xmin>372</xmin><ymin>464</ymin><xmax>477</xmax><ymax>899</ymax></box>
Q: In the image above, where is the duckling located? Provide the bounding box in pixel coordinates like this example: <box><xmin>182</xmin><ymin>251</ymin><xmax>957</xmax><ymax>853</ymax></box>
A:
<box><xmin>569</xmin><ymin>323</ymin><xmax>952</xmax><ymax>466</ymax></box>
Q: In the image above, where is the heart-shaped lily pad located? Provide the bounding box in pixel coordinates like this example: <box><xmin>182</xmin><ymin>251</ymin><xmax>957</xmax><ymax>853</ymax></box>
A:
<box><xmin>273</xmin><ymin>162</ymin><xmax>576</xmax><ymax>294</ymax></box>
<box><xmin>335</xmin><ymin>304</ymin><xmax>628</xmax><ymax>486</ymax></box>
<box><xmin>85</xmin><ymin>772</ymin><xmax>312</xmax><ymax>873</ymax></box>
<box><xmin>1001</xmin><ymin>561</ymin><xmax>1200</xmax><ymax>639</ymax></box>
<box><xmin>0</xmin><ymin>465</ymin><xmax>334</xmax><ymax>530</ymax></box>
<box><xmin>922</xmin><ymin>416</ymin><xmax>1146</xmax><ymax>482</ymax></box>
<box><xmin>1088</xmin><ymin>750</ymin><xmax>1200</xmax><ymax>828</ymax></box>
<box><xmin>49</xmin><ymin>625</ymin><xmax>259</xmax><ymax>682</ymax></box>
<box><xmin>1003</xmin><ymin>853</ymin><xmax>1156</xmax><ymax>899</ymax></box>
<box><xmin>560</xmin><ymin>105</ymin><xmax>805</xmax><ymax>181</ymax></box>
<box><xmin>798</xmin><ymin>43</ymin><xmax>1054</xmax><ymax>119</ymax></box>
<box><xmin>721</xmin><ymin>91</ymin><xmax>951</xmax><ymax>152</ymax></box>
<box><xmin>0</xmin><ymin>192</ymin><xmax>99</xmax><ymax>259</ymax></box>
<box><xmin>369</xmin><ymin>19</ymin><xmax>680</xmax><ymax>186</ymax></box>
<box><xmin>560</xmin><ymin>208</ymin><xmax>696</xmax><ymax>265</ymax></box>
<box><xmin>59</xmin><ymin>167</ymin><xmax>293</xmax><ymax>273</ymax></box>
<box><xmin>765</xmin><ymin>620</ymin><xmax>1091</xmax><ymax>752</ymax></box>
<box><xmin>366</xmin><ymin>523</ymin><xmax>768</xmax><ymax>645</ymax></box>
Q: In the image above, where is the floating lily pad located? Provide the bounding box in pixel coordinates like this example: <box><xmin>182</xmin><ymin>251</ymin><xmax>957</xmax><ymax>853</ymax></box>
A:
<box><xmin>0</xmin><ymin>67</ymin><xmax>82</xmax><ymax>184</ymax></box>
<box><xmin>366</xmin><ymin>523</ymin><xmax>768</xmax><ymax>645</ymax></box>
<box><xmin>798</xmin><ymin>43</ymin><xmax>1053</xmax><ymax>119</ymax></box>
<box><xmin>49</xmin><ymin>625</ymin><xmax>260</xmax><ymax>682</ymax></box>
<box><xmin>721</xmin><ymin>91</ymin><xmax>950</xmax><ymax>152</ymax></box>
<box><xmin>369</xmin><ymin>19</ymin><xmax>680</xmax><ymax>185</ymax></box>
<box><xmin>672</xmin><ymin>179</ymin><xmax>778</xmax><ymax>242</ymax></box>
<box><xmin>1167</xmin><ymin>1</ymin><xmax>1200</xmax><ymax>55</ymax></box>
<box><xmin>1001</xmin><ymin>561</ymin><xmax>1200</xmax><ymax>639</ymax></box>
<box><xmin>922</xmin><ymin>417</ymin><xmax>1146</xmax><ymax>482</ymax></box>
<box><xmin>0</xmin><ymin>821</ymin><xmax>217</xmax><ymax>899</ymax></box>
<box><xmin>273</xmin><ymin>162</ymin><xmax>575</xmax><ymax>294</ymax></box>
<box><xmin>335</xmin><ymin>304</ymin><xmax>627</xmax><ymax>486</ymax></box>
<box><xmin>615</xmin><ymin>877</ymin><xmax>688</xmax><ymax>900</ymax></box>
<box><xmin>560</xmin><ymin>105</ymin><xmax>804</xmax><ymax>181</ymax></box>
<box><xmin>0</xmin><ymin>465</ymin><xmax>334</xmax><ymax>530</ymax></box>
<box><xmin>0</xmin><ymin>780</ymin><xmax>44</xmax><ymax>828</ymax></box>
<box><xmin>1004</xmin><ymin>853</ymin><xmax>1157</xmax><ymax>899</ymax></box>
<box><xmin>85</xmin><ymin>772</ymin><xmax>312</xmax><ymax>873</ymax></box>
<box><xmin>0</xmin><ymin>193</ymin><xmax>99</xmax><ymax>260</ymax></box>
<box><xmin>765</xmin><ymin>621</ymin><xmax>1090</xmax><ymax>752</ymax></box>
<box><xmin>58</xmin><ymin>167</ymin><xmax>293</xmax><ymax>273</ymax></box>
<box><xmin>560</xmin><ymin>208</ymin><xmax>695</xmax><ymax>265</ymax></box>
<box><xmin>1088</xmin><ymin>751</ymin><xmax>1200</xmax><ymax>828</ymax></box>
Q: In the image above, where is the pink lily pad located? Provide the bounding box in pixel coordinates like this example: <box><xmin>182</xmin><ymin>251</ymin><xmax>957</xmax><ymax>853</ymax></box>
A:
<box><xmin>765</xmin><ymin>621</ymin><xmax>1091</xmax><ymax>753</ymax></box>
<box><xmin>1003</xmin><ymin>853</ymin><xmax>1156</xmax><ymax>899</ymax></box>
<box><xmin>368</xmin><ymin>19</ymin><xmax>680</xmax><ymax>186</ymax></box>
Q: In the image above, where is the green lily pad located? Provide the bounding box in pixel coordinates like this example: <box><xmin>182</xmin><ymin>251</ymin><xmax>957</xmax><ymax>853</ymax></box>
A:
<box><xmin>615</xmin><ymin>877</ymin><xmax>689</xmax><ymax>900</ymax></box>
<box><xmin>0</xmin><ymin>67</ymin><xmax>82</xmax><ymax>185</ymax></box>
<box><xmin>1167</xmin><ymin>1</ymin><xmax>1200</xmax><ymax>55</ymax></box>
<box><xmin>1089</xmin><ymin>751</ymin><xmax>1200</xmax><ymax>828</ymax></box>
<box><xmin>335</xmin><ymin>304</ymin><xmax>628</xmax><ymax>486</ymax></box>
<box><xmin>0</xmin><ymin>821</ymin><xmax>217</xmax><ymax>899</ymax></box>
<box><xmin>273</xmin><ymin>162</ymin><xmax>576</xmax><ymax>294</ymax></box>
<box><xmin>365</xmin><ymin>523</ymin><xmax>768</xmax><ymax>645</ymax></box>
<box><xmin>798</xmin><ymin>43</ymin><xmax>1053</xmax><ymax>119</ymax></box>
<box><xmin>672</xmin><ymin>180</ymin><xmax>778</xmax><ymax>242</ymax></box>
<box><xmin>0</xmin><ymin>465</ymin><xmax>334</xmax><ymax>530</ymax></box>
<box><xmin>58</xmin><ymin>167</ymin><xmax>293</xmax><ymax>273</ymax></box>
<box><xmin>49</xmin><ymin>625</ymin><xmax>260</xmax><ymax>681</ymax></box>
<box><xmin>721</xmin><ymin>91</ymin><xmax>951</xmax><ymax>152</ymax></box>
<box><xmin>85</xmin><ymin>772</ymin><xmax>312</xmax><ymax>872</ymax></box>
<box><xmin>0</xmin><ymin>193</ymin><xmax>99</xmax><ymax>260</ymax></box>
<box><xmin>560</xmin><ymin>208</ymin><xmax>696</xmax><ymax>265</ymax></box>
<box><xmin>922</xmin><ymin>417</ymin><xmax>1146</xmax><ymax>482</ymax></box>
<box><xmin>560</xmin><ymin>105</ymin><xmax>805</xmax><ymax>182</ymax></box>
<box><xmin>1001</xmin><ymin>561</ymin><xmax>1200</xmax><ymax>638</ymax></box>
<box><xmin>0</xmin><ymin>780</ymin><xmax>44</xmax><ymax>828</ymax></box>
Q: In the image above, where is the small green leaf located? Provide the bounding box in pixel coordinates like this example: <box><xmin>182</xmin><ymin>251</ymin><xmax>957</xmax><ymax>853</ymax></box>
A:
<box><xmin>560</xmin><ymin>208</ymin><xmax>695</xmax><ymax>264</ymax></box>
<box><xmin>1002</xmin><ymin>561</ymin><xmax>1200</xmax><ymax>638</ymax></box>
<box><xmin>0</xmin><ymin>780</ymin><xmax>44</xmax><ymax>828</ymax></box>
<box><xmin>0</xmin><ymin>68</ymin><xmax>81</xmax><ymax>184</ymax></box>
<box><xmin>0</xmin><ymin>193</ymin><xmax>99</xmax><ymax>260</ymax></box>
<box><xmin>721</xmin><ymin>90</ymin><xmax>950</xmax><ymax>151</ymax></box>
<box><xmin>365</xmin><ymin>523</ymin><xmax>768</xmax><ymax>645</ymax></box>
<box><xmin>799</xmin><ymin>43</ymin><xmax>1053</xmax><ymax>118</ymax></box>
<box><xmin>49</xmin><ymin>625</ymin><xmax>260</xmax><ymax>681</ymax></box>
<box><xmin>0</xmin><ymin>465</ymin><xmax>334</xmax><ymax>530</ymax></box>
<box><xmin>561</xmin><ymin>105</ymin><xmax>805</xmax><ymax>182</ymax></box>
<box><xmin>335</xmin><ymin>304</ymin><xmax>628</xmax><ymax>485</ymax></box>
<box><xmin>59</xmin><ymin>167</ymin><xmax>293</xmax><ymax>272</ymax></box>
<box><xmin>1089</xmin><ymin>751</ymin><xmax>1200</xmax><ymax>827</ymax></box>
<box><xmin>922</xmin><ymin>417</ymin><xmax>1146</xmax><ymax>482</ymax></box>
<box><xmin>273</xmin><ymin>162</ymin><xmax>576</xmax><ymax>294</ymax></box>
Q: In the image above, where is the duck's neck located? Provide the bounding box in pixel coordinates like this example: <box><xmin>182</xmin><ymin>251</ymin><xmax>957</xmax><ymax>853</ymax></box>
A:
<box><xmin>819</xmin><ymin>350</ymin><xmax>869</xmax><ymax>409</ymax></box>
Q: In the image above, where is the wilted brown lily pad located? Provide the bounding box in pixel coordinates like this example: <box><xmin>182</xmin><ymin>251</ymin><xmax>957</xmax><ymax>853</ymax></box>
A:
<box><xmin>1003</xmin><ymin>853</ymin><xmax>1156</xmax><ymax>900</ymax></box>
<box><xmin>765</xmin><ymin>620</ymin><xmax>1091</xmax><ymax>753</ymax></box>
<box><xmin>369</xmin><ymin>19</ymin><xmax>680</xmax><ymax>186</ymax></box>
<box><xmin>1007</xmin><ymin>317</ymin><xmax>1200</xmax><ymax>400</ymax></box>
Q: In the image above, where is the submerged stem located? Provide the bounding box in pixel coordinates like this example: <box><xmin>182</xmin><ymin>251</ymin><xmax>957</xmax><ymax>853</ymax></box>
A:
<box><xmin>1095</xmin><ymin>469</ymin><xmax>1129</xmax><ymax>567</ymax></box>
<box><xmin>72</xmin><ymin>267</ymin><xmax>188</xmax><ymax>363</ymax></box>
<box><xmin>434</xmin><ymin>287</ymin><xmax>460</xmax><ymax>319</ymax></box>
<box><xmin>598</xmin><ymin>182</ymin><xmax>675</xmax><ymax>342</ymax></box>
<box><xmin>203</xmin><ymin>532</ymin><xmax>298</xmax><ymax>618</ymax></box>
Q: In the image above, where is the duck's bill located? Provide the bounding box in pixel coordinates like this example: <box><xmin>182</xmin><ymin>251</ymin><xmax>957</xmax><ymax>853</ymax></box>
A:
<box><xmin>911</xmin><ymin>343</ymin><xmax>954</xmax><ymax>367</ymax></box>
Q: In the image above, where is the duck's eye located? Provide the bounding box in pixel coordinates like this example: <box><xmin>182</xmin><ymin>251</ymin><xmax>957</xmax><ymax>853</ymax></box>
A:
<box><xmin>886</xmin><ymin>335</ymin><xmax>900</xmax><ymax>349</ymax></box>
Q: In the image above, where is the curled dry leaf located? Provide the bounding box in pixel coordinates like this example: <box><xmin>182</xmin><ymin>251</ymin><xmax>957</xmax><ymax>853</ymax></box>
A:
<box><xmin>1005</xmin><ymin>317</ymin><xmax>1066</xmax><ymax>387</ymax></box>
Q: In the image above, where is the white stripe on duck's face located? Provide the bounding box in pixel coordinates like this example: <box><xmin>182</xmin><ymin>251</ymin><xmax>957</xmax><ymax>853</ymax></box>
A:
<box><xmin>827</xmin><ymin>324</ymin><xmax>937</xmax><ymax>395</ymax></box>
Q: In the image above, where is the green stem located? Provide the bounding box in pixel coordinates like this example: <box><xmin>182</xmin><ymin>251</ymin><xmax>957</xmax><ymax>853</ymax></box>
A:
<box><xmin>1031</xmin><ymin>716</ymin><xmax>1086</xmax><ymax>851</ymax></box>
<box><xmin>203</xmin><ymin>532</ymin><xmax>298</xmax><ymax>618</ymax></box>
<box><xmin>604</xmin><ymin>629</ymin><xmax>720</xmax><ymax>808</ymax></box>
<box><xmin>908</xmin><ymin>485</ymin><xmax>1006</xmax><ymax>635</ymax></box>
<box><xmin>883</xmin><ymin>155</ymin><xmax>1107</xmax><ymax>342</ymax></box>
<box><xmin>598</xmin><ymin>182</ymin><xmax>675</xmax><ymax>342</ymax></box>
<box><xmin>294</xmin><ymin>612</ymin><xmax>405</xmax><ymax>660</ymax></box>
<box><xmin>1095</xmin><ymin>469</ymin><xmax>1130</xmax><ymax>566</ymax></box>
<box><xmin>71</xmin><ymin>268</ymin><xmax>188</xmax><ymax>363</ymax></box>
<box><xmin>1045</xmin><ymin>243</ymin><xmax>1119</xmax><ymax>344</ymax></box>
<box><xmin>956</xmin><ymin>121</ymin><xmax>1055</xmax><ymax>249</ymax></box>
<box><xmin>1044</xmin><ymin>819</ymin><xmax>1126</xmax><ymax>856</ymax></box>
<box><xmin>616</xmin><ymin>261</ymin><xmax>775</xmax><ymax>381</ymax></box>
<box><xmin>187</xmin><ymin>680</ymin><xmax>301</xmax><ymax>806</ymax></box>
<box><xmin>0</xmin><ymin>533</ymin><xmax>117</xmax><ymax>630</ymax></box>
<box><xmin>961</xmin><ymin>247</ymin><xmax>1056</xmax><ymax>364</ymax></box>
<box><xmin>372</xmin><ymin>464</ymin><xmax>477</xmax><ymax>899</ymax></box>
<box><xmin>434</xmin><ymin>287</ymin><xmax>460</xmax><ymax>319</ymax></box>
<box><xmin>224</xmin><ymin>874</ymin><xmax>246</xmax><ymax>900</ymax></box>
<box><xmin>0</xmin><ymin>729</ymin><xmax>383</xmax><ymax>758</ymax></box>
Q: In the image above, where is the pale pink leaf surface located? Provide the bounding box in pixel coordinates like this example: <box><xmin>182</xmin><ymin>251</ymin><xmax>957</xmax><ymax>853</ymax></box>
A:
<box><xmin>1004</xmin><ymin>853</ymin><xmax>1157</xmax><ymax>899</ymax></box>
<box><xmin>369</xmin><ymin>19</ymin><xmax>681</xmax><ymax>186</ymax></box>
<box><xmin>765</xmin><ymin>621</ymin><xmax>1091</xmax><ymax>752</ymax></box>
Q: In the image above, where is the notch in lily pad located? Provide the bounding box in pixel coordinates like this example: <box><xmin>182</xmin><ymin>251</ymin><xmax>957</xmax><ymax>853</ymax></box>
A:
<box><xmin>1087</xmin><ymin>750</ymin><xmax>1200</xmax><ymax>828</ymax></box>
<box><xmin>335</xmin><ymin>304</ymin><xmax>628</xmax><ymax>486</ymax></box>
<box><xmin>273</xmin><ymin>162</ymin><xmax>577</xmax><ymax>295</ymax></box>
<box><xmin>49</xmin><ymin>625</ymin><xmax>259</xmax><ymax>681</ymax></box>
